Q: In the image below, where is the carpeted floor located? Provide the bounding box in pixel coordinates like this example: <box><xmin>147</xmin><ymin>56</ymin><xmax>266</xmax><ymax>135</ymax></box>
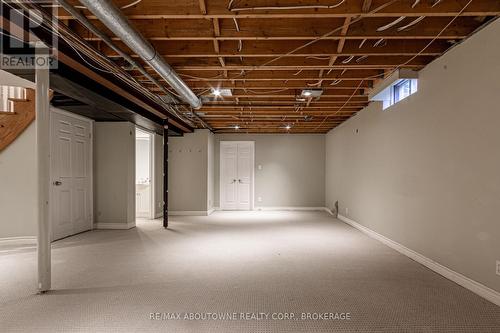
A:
<box><xmin>0</xmin><ymin>211</ymin><xmax>498</xmax><ymax>332</ymax></box>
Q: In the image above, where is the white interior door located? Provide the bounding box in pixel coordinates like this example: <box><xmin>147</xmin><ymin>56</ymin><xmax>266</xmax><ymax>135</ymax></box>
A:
<box><xmin>50</xmin><ymin>109</ymin><xmax>92</xmax><ymax>241</ymax></box>
<box><xmin>220</xmin><ymin>141</ymin><xmax>254</xmax><ymax>210</ymax></box>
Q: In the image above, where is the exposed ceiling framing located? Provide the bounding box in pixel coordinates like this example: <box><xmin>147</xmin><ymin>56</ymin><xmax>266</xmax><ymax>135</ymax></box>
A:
<box><xmin>56</xmin><ymin>0</ymin><xmax>499</xmax><ymax>133</ymax></box>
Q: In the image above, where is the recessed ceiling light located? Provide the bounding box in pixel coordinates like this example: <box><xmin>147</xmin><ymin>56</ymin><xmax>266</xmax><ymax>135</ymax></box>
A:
<box><xmin>301</xmin><ymin>89</ymin><xmax>323</xmax><ymax>98</ymax></box>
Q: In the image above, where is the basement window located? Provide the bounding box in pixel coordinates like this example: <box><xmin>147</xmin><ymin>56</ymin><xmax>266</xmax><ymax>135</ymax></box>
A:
<box><xmin>393</xmin><ymin>79</ymin><xmax>417</xmax><ymax>105</ymax></box>
<box><xmin>377</xmin><ymin>79</ymin><xmax>418</xmax><ymax>110</ymax></box>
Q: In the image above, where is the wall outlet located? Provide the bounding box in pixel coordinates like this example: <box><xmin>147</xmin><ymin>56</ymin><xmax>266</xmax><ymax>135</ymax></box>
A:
<box><xmin>257</xmin><ymin>196</ymin><xmax>262</xmax><ymax>203</ymax></box>
<box><xmin>496</xmin><ymin>261</ymin><xmax>500</xmax><ymax>276</ymax></box>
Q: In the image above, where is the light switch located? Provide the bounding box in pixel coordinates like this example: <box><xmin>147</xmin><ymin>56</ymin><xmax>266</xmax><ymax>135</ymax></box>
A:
<box><xmin>258</xmin><ymin>164</ymin><xmax>263</xmax><ymax>170</ymax></box>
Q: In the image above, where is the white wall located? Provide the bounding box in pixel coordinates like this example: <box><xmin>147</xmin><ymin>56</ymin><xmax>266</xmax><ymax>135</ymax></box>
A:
<box><xmin>325</xmin><ymin>19</ymin><xmax>500</xmax><ymax>293</ymax></box>
<box><xmin>94</xmin><ymin>122</ymin><xmax>135</xmax><ymax>227</ymax></box>
<box><xmin>0</xmin><ymin>70</ymin><xmax>36</xmax><ymax>238</ymax></box>
<box><xmin>207</xmin><ymin>132</ymin><xmax>215</xmax><ymax>211</ymax></box>
<box><xmin>135</xmin><ymin>137</ymin><xmax>150</xmax><ymax>184</ymax></box>
<box><xmin>168</xmin><ymin>129</ymin><xmax>212</xmax><ymax>212</ymax></box>
<box><xmin>0</xmin><ymin>123</ymin><xmax>37</xmax><ymax>238</ymax></box>
<box><xmin>214</xmin><ymin>134</ymin><xmax>325</xmax><ymax>208</ymax></box>
<box><xmin>153</xmin><ymin>133</ymin><xmax>164</xmax><ymax>218</ymax></box>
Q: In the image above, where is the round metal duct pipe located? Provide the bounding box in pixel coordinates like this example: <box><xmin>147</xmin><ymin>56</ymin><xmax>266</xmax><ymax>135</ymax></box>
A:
<box><xmin>77</xmin><ymin>0</ymin><xmax>202</xmax><ymax>109</ymax></box>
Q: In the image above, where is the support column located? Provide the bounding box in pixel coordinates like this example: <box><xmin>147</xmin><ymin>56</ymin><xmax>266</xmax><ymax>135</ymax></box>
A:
<box><xmin>163</xmin><ymin>121</ymin><xmax>169</xmax><ymax>228</ymax></box>
<box><xmin>36</xmin><ymin>43</ymin><xmax>51</xmax><ymax>292</ymax></box>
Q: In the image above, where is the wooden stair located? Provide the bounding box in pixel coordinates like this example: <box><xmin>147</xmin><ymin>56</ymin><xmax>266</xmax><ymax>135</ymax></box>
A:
<box><xmin>0</xmin><ymin>88</ymin><xmax>35</xmax><ymax>151</ymax></box>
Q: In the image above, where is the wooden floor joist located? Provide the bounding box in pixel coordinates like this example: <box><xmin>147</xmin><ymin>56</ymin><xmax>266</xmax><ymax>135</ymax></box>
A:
<box><xmin>57</xmin><ymin>0</ymin><xmax>499</xmax><ymax>133</ymax></box>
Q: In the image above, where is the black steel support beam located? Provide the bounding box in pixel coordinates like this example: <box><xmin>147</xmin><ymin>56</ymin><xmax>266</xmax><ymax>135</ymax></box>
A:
<box><xmin>163</xmin><ymin>121</ymin><xmax>169</xmax><ymax>228</ymax></box>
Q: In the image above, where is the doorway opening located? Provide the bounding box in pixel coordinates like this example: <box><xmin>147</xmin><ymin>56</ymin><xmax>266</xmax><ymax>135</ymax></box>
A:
<box><xmin>135</xmin><ymin>128</ymin><xmax>154</xmax><ymax>219</ymax></box>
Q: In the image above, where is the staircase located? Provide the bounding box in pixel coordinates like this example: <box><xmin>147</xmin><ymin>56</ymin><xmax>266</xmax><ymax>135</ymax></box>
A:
<box><xmin>0</xmin><ymin>86</ymin><xmax>35</xmax><ymax>151</ymax></box>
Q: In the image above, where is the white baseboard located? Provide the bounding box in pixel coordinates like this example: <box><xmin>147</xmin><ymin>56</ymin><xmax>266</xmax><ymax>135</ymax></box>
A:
<box><xmin>338</xmin><ymin>215</ymin><xmax>500</xmax><ymax>307</ymax></box>
<box><xmin>255</xmin><ymin>206</ymin><xmax>329</xmax><ymax>212</ymax></box>
<box><xmin>0</xmin><ymin>236</ymin><xmax>37</xmax><ymax>245</ymax></box>
<box><xmin>95</xmin><ymin>222</ymin><xmax>136</xmax><ymax>230</ymax></box>
<box><xmin>169</xmin><ymin>210</ymin><xmax>212</xmax><ymax>216</ymax></box>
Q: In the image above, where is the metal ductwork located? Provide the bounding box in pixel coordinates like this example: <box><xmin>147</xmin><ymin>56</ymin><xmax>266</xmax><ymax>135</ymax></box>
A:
<box><xmin>77</xmin><ymin>0</ymin><xmax>202</xmax><ymax>110</ymax></box>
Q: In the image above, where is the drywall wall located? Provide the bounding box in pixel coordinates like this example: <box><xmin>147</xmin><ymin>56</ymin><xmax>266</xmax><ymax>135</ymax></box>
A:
<box><xmin>214</xmin><ymin>134</ymin><xmax>325</xmax><ymax>208</ymax></box>
<box><xmin>94</xmin><ymin>122</ymin><xmax>135</xmax><ymax>227</ymax></box>
<box><xmin>207</xmin><ymin>132</ymin><xmax>215</xmax><ymax>211</ymax></box>
<box><xmin>168</xmin><ymin>129</ymin><xmax>212</xmax><ymax>212</ymax></box>
<box><xmin>153</xmin><ymin>133</ymin><xmax>164</xmax><ymax>218</ymax></box>
<box><xmin>325</xmin><ymin>19</ymin><xmax>500</xmax><ymax>293</ymax></box>
<box><xmin>0</xmin><ymin>70</ymin><xmax>36</xmax><ymax>238</ymax></box>
<box><xmin>135</xmin><ymin>137</ymin><xmax>150</xmax><ymax>184</ymax></box>
<box><xmin>0</xmin><ymin>123</ymin><xmax>36</xmax><ymax>238</ymax></box>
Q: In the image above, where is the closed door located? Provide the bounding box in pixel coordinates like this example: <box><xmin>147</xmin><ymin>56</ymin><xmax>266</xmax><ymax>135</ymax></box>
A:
<box><xmin>50</xmin><ymin>110</ymin><xmax>92</xmax><ymax>241</ymax></box>
<box><xmin>220</xmin><ymin>141</ymin><xmax>254</xmax><ymax>210</ymax></box>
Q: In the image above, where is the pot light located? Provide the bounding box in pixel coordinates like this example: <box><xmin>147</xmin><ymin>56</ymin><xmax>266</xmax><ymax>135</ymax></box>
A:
<box><xmin>301</xmin><ymin>89</ymin><xmax>323</xmax><ymax>98</ymax></box>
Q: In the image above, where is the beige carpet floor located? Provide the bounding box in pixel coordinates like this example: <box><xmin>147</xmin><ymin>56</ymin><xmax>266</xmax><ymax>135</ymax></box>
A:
<box><xmin>0</xmin><ymin>211</ymin><xmax>498</xmax><ymax>332</ymax></box>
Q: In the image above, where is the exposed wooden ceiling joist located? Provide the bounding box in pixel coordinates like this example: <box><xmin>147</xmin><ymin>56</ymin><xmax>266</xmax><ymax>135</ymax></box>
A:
<box><xmin>57</xmin><ymin>0</ymin><xmax>499</xmax><ymax>133</ymax></box>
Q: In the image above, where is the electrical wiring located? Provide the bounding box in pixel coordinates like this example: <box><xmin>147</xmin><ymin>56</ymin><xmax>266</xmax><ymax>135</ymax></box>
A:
<box><xmin>431</xmin><ymin>0</ymin><xmax>444</xmax><ymax>8</ymax></box>
<box><xmin>411</xmin><ymin>0</ymin><xmax>420</xmax><ymax>8</ymax></box>
<box><xmin>229</xmin><ymin>0</ymin><xmax>346</xmax><ymax>12</ymax></box>
<box><xmin>376</xmin><ymin>16</ymin><xmax>406</xmax><ymax>31</ymax></box>
<box><xmin>246</xmin><ymin>88</ymin><xmax>290</xmax><ymax>94</ymax></box>
<box><xmin>233</xmin><ymin>18</ymin><xmax>240</xmax><ymax>32</ymax></box>
<box><xmin>313</xmin><ymin>0</ymin><xmax>474</xmax><ymax>132</ymax></box>
<box><xmin>307</xmin><ymin>81</ymin><xmax>322</xmax><ymax>87</ymax></box>
<box><xmin>356</xmin><ymin>55</ymin><xmax>368</xmax><ymax>63</ymax></box>
<box><xmin>358</xmin><ymin>39</ymin><xmax>367</xmax><ymax>48</ymax></box>
<box><xmin>330</xmin><ymin>79</ymin><xmax>342</xmax><ymax>86</ymax></box>
<box><xmin>233</xmin><ymin>0</ymin><xmax>398</xmax><ymax>75</ymax></box>
<box><xmin>313</xmin><ymin>79</ymin><xmax>364</xmax><ymax>131</ymax></box>
<box><xmin>341</xmin><ymin>55</ymin><xmax>355</xmax><ymax>64</ymax></box>
<box><xmin>397</xmin><ymin>16</ymin><xmax>425</xmax><ymax>31</ymax></box>
<box><xmin>373</xmin><ymin>38</ymin><xmax>386</xmax><ymax>47</ymax></box>
<box><xmin>7</xmin><ymin>1</ymin><xmax>194</xmax><ymax>123</ymax></box>
<box><xmin>45</xmin><ymin>0</ymin><xmax>142</xmax><ymax>10</ymax></box>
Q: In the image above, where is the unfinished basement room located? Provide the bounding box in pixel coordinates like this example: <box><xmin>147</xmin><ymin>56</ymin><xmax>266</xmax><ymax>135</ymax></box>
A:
<box><xmin>0</xmin><ymin>0</ymin><xmax>499</xmax><ymax>332</ymax></box>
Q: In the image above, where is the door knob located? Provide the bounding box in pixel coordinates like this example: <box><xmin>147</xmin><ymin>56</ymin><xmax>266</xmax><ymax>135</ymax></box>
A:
<box><xmin>53</xmin><ymin>181</ymin><xmax>62</xmax><ymax>186</ymax></box>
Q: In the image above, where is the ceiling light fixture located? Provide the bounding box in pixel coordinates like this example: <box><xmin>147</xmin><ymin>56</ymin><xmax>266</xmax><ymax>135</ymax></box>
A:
<box><xmin>285</xmin><ymin>125</ymin><xmax>292</xmax><ymax>130</ymax></box>
<box><xmin>212</xmin><ymin>89</ymin><xmax>221</xmax><ymax>97</ymax></box>
<box><xmin>301</xmin><ymin>89</ymin><xmax>323</xmax><ymax>98</ymax></box>
<box><xmin>234</xmin><ymin>125</ymin><xmax>240</xmax><ymax>130</ymax></box>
